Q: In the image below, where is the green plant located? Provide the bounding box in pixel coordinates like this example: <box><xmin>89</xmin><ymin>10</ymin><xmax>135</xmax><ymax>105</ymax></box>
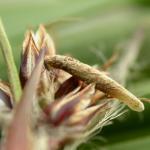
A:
<box><xmin>0</xmin><ymin>19</ymin><xmax>147</xmax><ymax>150</ymax></box>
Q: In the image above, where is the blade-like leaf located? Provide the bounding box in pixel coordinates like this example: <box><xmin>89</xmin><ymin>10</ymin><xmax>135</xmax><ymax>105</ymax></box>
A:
<box><xmin>0</xmin><ymin>19</ymin><xmax>22</xmax><ymax>103</ymax></box>
<box><xmin>4</xmin><ymin>48</ymin><xmax>45</xmax><ymax>150</ymax></box>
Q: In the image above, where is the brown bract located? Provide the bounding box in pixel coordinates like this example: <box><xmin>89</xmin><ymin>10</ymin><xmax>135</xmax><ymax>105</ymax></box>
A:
<box><xmin>0</xmin><ymin>81</ymin><xmax>13</xmax><ymax>109</ymax></box>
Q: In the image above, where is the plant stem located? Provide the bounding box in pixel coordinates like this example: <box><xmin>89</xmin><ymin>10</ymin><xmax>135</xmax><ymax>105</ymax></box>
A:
<box><xmin>111</xmin><ymin>29</ymin><xmax>144</xmax><ymax>86</ymax></box>
<box><xmin>45</xmin><ymin>54</ymin><xmax>144</xmax><ymax>112</ymax></box>
<box><xmin>0</xmin><ymin>19</ymin><xmax>22</xmax><ymax>103</ymax></box>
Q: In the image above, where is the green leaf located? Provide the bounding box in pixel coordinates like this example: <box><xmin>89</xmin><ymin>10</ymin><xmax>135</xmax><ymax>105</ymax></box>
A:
<box><xmin>1</xmin><ymin>0</ymin><xmax>150</xmax><ymax>149</ymax></box>
<box><xmin>0</xmin><ymin>19</ymin><xmax>22</xmax><ymax>103</ymax></box>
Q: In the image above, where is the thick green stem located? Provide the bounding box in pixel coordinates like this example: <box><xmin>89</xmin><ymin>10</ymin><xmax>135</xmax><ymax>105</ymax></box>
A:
<box><xmin>0</xmin><ymin>19</ymin><xmax>22</xmax><ymax>103</ymax></box>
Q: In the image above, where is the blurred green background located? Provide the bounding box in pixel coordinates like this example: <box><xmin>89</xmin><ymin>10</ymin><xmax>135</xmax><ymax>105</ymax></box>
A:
<box><xmin>0</xmin><ymin>0</ymin><xmax>150</xmax><ymax>149</ymax></box>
